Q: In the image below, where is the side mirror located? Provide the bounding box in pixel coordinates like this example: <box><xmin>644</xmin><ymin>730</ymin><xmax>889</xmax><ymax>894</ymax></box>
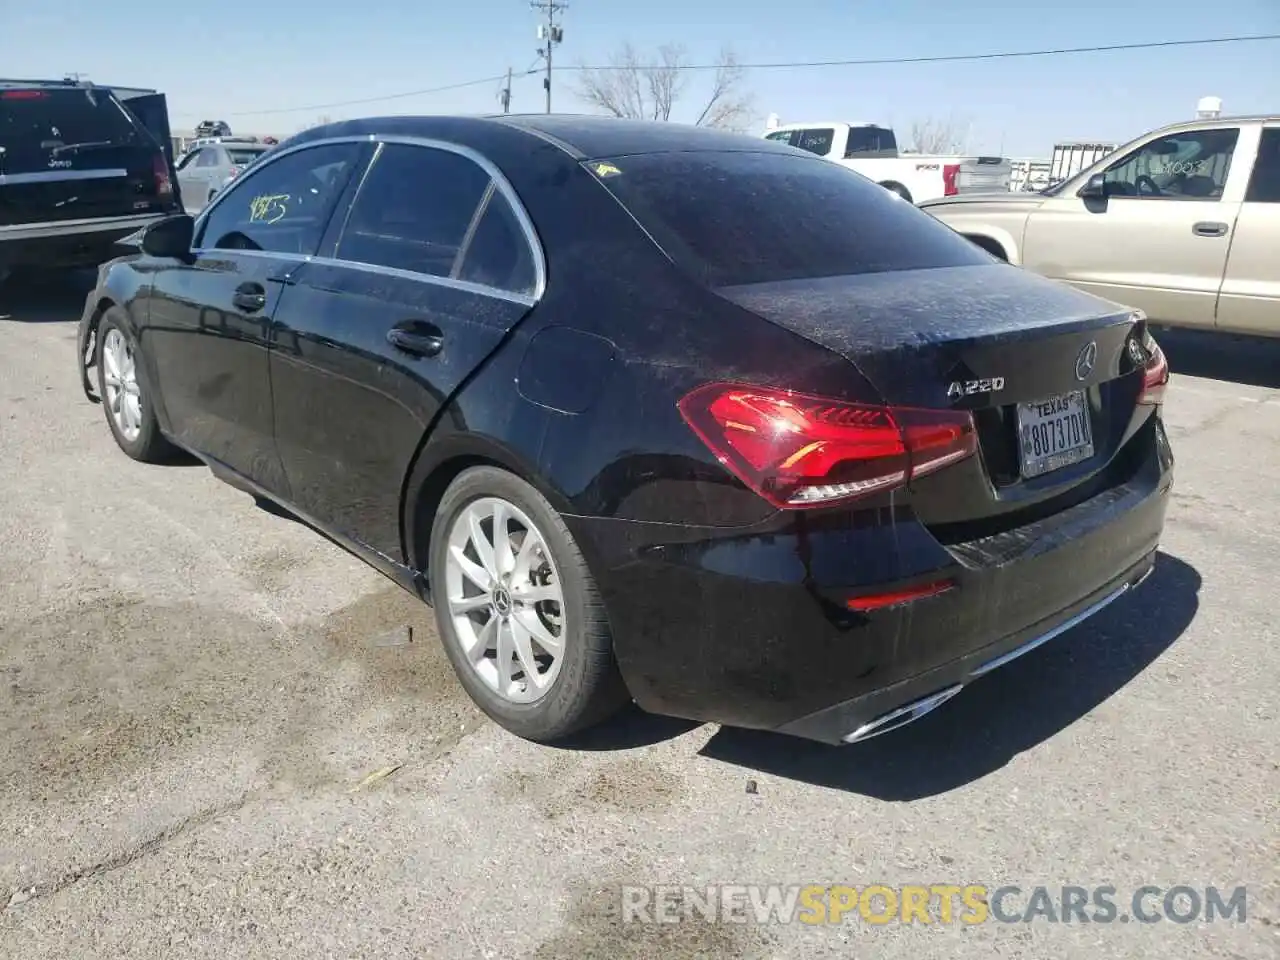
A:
<box><xmin>139</xmin><ymin>213</ymin><xmax>195</xmax><ymax>258</ymax></box>
<box><xmin>1077</xmin><ymin>173</ymin><xmax>1108</xmax><ymax>200</ymax></box>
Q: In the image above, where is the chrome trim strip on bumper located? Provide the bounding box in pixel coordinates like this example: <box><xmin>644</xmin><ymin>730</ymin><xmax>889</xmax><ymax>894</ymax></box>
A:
<box><xmin>0</xmin><ymin>168</ymin><xmax>128</xmax><ymax>185</ymax></box>
<box><xmin>841</xmin><ymin>564</ymin><xmax>1150</xmax><ymax>745</ymax></box>
<box><xmin>0</xmin><ymin>212</ymin><xmax>167</xmax><ymax>241</ymax></box>
<box><xmin>970</xmin><ymin>580</ymin><xmax>1131</xmax><ymax>678</ymax></box>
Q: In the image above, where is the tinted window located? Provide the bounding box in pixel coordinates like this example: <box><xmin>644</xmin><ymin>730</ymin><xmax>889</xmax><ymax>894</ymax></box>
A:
<box><xmin>1103</xmin><ymin>128</ymin><xmax>1238</xmax><ymax>200</ymax></box>
<box><xmin>589</xmin><ymin>150</ymin><xmax>992</xmax><ymax>287</ymax></box>
<box><xmin>196</xmin><ymin>148</ymin><xmax>220</xmax><ymax>167</ymax></box>
<box><xmin>197</xmin><ymin>142</ymin><xmax>360</xmax><ymax>255</ymax></box>
<box><xmin>1245</xmin><ymin>128</ymin><xmax>1280</xmax><ymax>203</ymax></box>
<box><xmin>845</xmin><ymin>126</ymin><xmax>897</xmax><ymax>157</ymax></box>
<box><xmin>457</xmin><ymin>190</ymin><xmax>537</xmax><ymax>295</ymax></box>
<box><xmin>795</xmin><ymin>128</ymin><xmax>834</xmax><ymax>156</ymax></box>
<box><xmin>227</xmin><ymin>147</ymin><xmax>267</xmax><ymax>166</ymax></box>
<box><xmin>0</xmin><ymin>87</ymin><xmax>143</xmax><ymax>172</ymax></box>
<box><xmin>336</xmin><ymin>143</ymin><xmax>491</xmax><ymax>278</ymax></box>
<box><xmin>764</xmin><ymin>130</ymin><xmax>797</xmax><ymax>146</ymax></box>
<box><xmin>175</xmin><ymin>150</ymin><xmax>198</xmax><ymax>171</ymax></box>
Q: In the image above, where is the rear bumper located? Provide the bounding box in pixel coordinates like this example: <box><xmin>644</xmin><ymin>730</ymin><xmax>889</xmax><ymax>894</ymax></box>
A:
<box><xmin>566</xmin><ymin>415</ymin><xmax>1173</xmax><ymax>744</ymax></box>
<box><xmin>0</xmin><ymin>213</ymin><xmax>164</xmax><ymax>268</ymax></box>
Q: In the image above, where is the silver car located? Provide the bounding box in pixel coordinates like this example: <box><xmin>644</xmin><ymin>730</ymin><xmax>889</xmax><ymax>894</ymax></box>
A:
<box><xmin>176</xmin><ymin>141</ymin><xmax>272</xmax><ymax>212</ymax></box>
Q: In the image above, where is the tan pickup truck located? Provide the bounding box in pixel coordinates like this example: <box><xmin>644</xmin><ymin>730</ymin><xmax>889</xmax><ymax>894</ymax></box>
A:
<box><xmin>919</xmin><ymin>115</ymin><xmax>1280</xmax><ymax>338</ymax></box>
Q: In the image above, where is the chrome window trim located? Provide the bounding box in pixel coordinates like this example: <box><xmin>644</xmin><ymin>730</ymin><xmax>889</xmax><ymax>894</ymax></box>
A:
<box><xmin>190</xmin><ymin>133</ymin><xmax>548</xmax><ymax>305</ymax></box>
<box><xmin>451</xmin><ymin>180</ymin><xmax>496</xmax><ymax>279</ymax></box>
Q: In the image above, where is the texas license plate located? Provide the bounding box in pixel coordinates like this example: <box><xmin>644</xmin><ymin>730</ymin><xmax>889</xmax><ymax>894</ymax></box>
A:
<box><xmin>1016</xmin><ymin>390</ymin><xmax>1094</xmax><ymax>479</ymax></box>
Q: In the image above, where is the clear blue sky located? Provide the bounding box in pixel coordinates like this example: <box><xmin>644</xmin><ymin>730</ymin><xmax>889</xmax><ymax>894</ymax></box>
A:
<box><xmin>3</xmin><ymin>0</ymin><xmax>1277</xmax><ymax>156</ymax></box>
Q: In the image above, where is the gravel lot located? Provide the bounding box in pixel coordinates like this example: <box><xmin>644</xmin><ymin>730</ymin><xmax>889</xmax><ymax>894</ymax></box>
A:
<box><xmin>1</xmin><ymin>274</ymin><xmax>1277</xmax><ymax>959</ymax></box>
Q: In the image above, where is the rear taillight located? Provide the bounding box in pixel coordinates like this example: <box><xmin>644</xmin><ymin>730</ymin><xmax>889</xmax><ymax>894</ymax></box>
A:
<box><xmin>677</xmin><ymin>382</ymin><xmax>978</xmax><ymax>509</ymax></box>
<box><xmin>152</xmin><ymin>153</ymin><xmax>173</xmax><ymax>200</ymax></box>
<box><xmin>1</xmin><ymin>89</ymin><xmax>46</xmax><ymax>100</ymax></box>
<box><xmin>1138</xmin><ymin>331</ymin><xmax>1169</xmax><ymax>405</ymax></box>
<box><xmin>943</xmin><ymin>163</ymin><xmax>960</xmax><ymax>196</ymax></box>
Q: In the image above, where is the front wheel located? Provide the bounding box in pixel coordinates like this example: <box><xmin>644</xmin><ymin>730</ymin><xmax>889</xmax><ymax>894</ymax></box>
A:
<box><xmin>96</xmin><ymin>308</ymin><xmax>177</xmax><ymax>463</ymax></box>
<box><xmin>428</xmin><ymin>466</ymin><xmax>630</xmax><ymax>742</ymax></box>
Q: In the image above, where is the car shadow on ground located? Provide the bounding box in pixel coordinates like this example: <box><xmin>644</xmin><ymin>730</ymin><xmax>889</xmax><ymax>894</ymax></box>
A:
<box><xmin>568</xmin><ymin>551</ymin><xmax>1200</xmax><ymax>799</ymax></box>
<box><xmin>1154</xmin><ymin>326</ymin><xmax>1280</xmax><ymax>390</ymax></box>
<box><xmin>0</xmin><ymin>270</ymin><xmax>96</xmax><ymax>323</ymax></box>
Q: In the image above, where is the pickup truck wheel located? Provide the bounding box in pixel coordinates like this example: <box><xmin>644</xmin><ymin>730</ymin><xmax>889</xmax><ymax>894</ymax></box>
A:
<box><xmin>966</xmin><ymin>236</ymin><xmax>1009</xmax><ymax>261</ymax></box>
<box><xmin>881</xmin><ymin>181</ymin><xmax>913</xmax><ymax>202</ymax></box>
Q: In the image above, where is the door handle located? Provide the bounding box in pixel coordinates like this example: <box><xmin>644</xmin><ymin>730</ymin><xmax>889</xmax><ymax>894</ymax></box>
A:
<box><xmin>232</xmin><ymin>282</ymin><xmax>267</xmax><ymax>312</ymax></box>
<box><xmin>1192</xmin><ymin>221</ymin><xmax>1228</xmax><ymax>238</ymax></box>
<box><xmin>387</xmin><ymin>320</ymin><xmax>444</xmax><ymax>358</ymax></box>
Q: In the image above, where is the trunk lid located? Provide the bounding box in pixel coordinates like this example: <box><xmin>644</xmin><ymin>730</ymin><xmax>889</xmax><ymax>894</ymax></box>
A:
<box><xmin>0</xmin><ymin>85</ymin><xmax>174</xmax><ymax>227</ymax></box>
<box><xmin>716</xmin><ymin>264</ymin><xmax>1149</xmax><ymax>523</ymax></box>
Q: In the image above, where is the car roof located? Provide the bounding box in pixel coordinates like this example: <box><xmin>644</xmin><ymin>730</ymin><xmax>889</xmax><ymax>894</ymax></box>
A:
<box><xmin>291</xmin><ymin>114</ymin><xmax>801</xmax><ymax>162</ymax></box>
<box><xmin>490</xmin><ymin>114</ymin><xmax>801</xmax><ymax>159</ymax></box>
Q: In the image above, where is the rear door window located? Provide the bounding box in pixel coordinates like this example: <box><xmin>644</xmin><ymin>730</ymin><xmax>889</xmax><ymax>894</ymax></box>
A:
<box><xmin>335</xmin><ymin>143</ymin><xmax>492</xmax><ymax>279</ymax></box>
<box><xmin>587</xmin><ymin>150</ymin><xmax>992</xmax><ymax>287</ymax></box>
<box><xmin>794</xmin><ymin>128</ymin><xmax>835</xmax><ymax>156</ymax></box>
<box><xmin>196</xmin><ymin>142</ymin><xmax>362</xmax><ymax>255</ymax></box>
<box><xmin>0</xmin><ymin>87</ymin><xmax>145</xmax><ymax>172</ymax></box>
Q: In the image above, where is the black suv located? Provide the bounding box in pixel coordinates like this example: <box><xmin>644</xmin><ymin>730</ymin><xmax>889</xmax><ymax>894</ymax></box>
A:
<box><xmin>0</xmin><ymin>79</ymin><xmax>183</xmax><ymax>285</ymax></box>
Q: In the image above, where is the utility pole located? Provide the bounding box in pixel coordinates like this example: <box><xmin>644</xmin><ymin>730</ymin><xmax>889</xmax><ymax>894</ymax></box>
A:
<box><xmin>499</xmin><ymin>67</ymin><xmax>513</xmax><ymax>113</ymax></box>
<box><xmin>530</xmin><ymin>0</ymin><xmax>567</xmax><ymax>114</ymax></box>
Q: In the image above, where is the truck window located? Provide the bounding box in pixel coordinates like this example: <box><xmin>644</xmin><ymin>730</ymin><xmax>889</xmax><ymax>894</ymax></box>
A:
<box><xmin>1244</xmin><ymin>128</ymin><xmax>1280</xmax><ymax>203</ymax></box>
<box><xmin>844</xmin><ymin>126</ymin><xmax>898</xmax><ymax>157</ymax></box>
<box><xmin>794</xmin><ymin>128</ymin><xmax>835</xmax><ymax>156</ymax></box>
<box><xmin>764</xmin><ymin>130</ymin><xmax>797</xmax><ymax>147</ymax></box>
<box><xmin>586</xmin><ymin>149</ymin><xmax>992</xmax><ymax>288</ymax></box>
<box><xmin>1102</xmin><ymin>128</ymin><xmax>1238</xmax><ymax>200</ymax></box>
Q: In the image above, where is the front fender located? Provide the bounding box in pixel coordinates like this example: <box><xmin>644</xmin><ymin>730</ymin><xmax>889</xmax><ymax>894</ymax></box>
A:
<box><xmin>78</xmin><ymin>258</ymin><xmax>156</xmax><ymax>409</ymax></box>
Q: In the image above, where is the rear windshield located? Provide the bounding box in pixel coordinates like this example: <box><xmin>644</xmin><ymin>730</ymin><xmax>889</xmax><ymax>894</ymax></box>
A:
<box><xmin>587</xmin><ymin>150</ymin><xmax>992</xmax><ymax>287</ymax></box>
<box><xmin>227</xmin><ymin>147</ymin><xmax>267</xmax><ymax>165</ymax></box>
<box><xmin>0</xmin><ymin>87</ymin><xmax>144</xmax><ymax>171</ymax></box>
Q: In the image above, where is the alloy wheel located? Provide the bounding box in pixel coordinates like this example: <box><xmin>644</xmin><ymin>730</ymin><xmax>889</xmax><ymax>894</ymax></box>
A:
<box><xmin>443</xmin><ymin>496</ymin><xmax>566</xmax><ymax>703</ymax></box>
<box><xmin>102</xmin><ymin>328</ymin><xmax>142</xmax><ymax>442</ymax></box>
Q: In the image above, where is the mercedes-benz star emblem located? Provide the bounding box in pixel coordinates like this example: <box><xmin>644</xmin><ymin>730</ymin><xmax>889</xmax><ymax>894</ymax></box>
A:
<box><xmin>1075</xmin><ymin>341</ymin><xmax>1098</xmax><ymax>381</ymax></box>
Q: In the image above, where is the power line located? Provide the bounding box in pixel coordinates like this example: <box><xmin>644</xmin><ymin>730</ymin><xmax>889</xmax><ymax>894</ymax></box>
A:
<box><xmin>225</xmin><ymin>71</ymin><xmax>536</xmax><ymax>117</ymax></box>
<box><xmin>560</xmin><ymin>33</ymin><xmax>1280</xmax><ymax>72</ymax></box>
<box><xmin>220</xmin><ymin>33</ymin><xmax>1278</xmax><ymax>120</ymax></box>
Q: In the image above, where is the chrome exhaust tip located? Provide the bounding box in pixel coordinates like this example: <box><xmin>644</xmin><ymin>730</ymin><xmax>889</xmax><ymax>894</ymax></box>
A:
<box><xmin>841</xmin><ymin>684</ymin><xmax>964</xmax><ymax>744</ymax></box>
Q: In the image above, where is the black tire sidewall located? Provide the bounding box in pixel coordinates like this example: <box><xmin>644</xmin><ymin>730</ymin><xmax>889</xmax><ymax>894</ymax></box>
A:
<box><xmin>96</xmin><ymin>309</ymin><xmax>162</xmax><ymax>460</ymax></box>
<box><xmin>428</xmin><ymin>466</ymin><xmax>606</xmax><ymax>739</ymax></box>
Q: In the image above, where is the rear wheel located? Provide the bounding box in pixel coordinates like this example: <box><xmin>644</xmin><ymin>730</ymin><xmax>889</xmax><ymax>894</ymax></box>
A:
<box><xmin>428</xmin><ymin>466</ymin><xmax>629</xmax><ymax>742</ymax></box>
<box><xmin>881</xmin><ymin>181</ymin><xmax>913</xmax><ymax>202</ymax></box>
<box><xmin>96</xmin><ymin>308</ymin><xmax>177</xmax><ymax>463</ymax></box>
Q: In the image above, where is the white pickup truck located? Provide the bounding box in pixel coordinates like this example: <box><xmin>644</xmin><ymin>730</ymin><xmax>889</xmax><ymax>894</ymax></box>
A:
<box><xmin>763</xmin><ymin>120</ymin><xmax>1012</xmax><ymax>204</ymax></box>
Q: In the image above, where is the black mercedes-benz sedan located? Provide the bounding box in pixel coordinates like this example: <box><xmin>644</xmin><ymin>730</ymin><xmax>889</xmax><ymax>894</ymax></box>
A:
<box><xmin>76</xmin><ymin>114</ymin><xmax>1174</xmax><ymax>746</ymax></box>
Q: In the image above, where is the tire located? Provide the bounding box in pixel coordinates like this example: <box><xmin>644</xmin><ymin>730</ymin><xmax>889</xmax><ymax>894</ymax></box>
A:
<box><xmin>428</xmin><ymin>465</ymin><xmax>630</xmax><ymax>742</ymax></box>
<box><xmin>881</xmin><ymin>181</ymin><xmax>913</xmax><ymax>203</ymax></box>
<box><xmin>96</xmin><ymin>308</ymin><xmax>177</xmax><ymax>463</ymax></box>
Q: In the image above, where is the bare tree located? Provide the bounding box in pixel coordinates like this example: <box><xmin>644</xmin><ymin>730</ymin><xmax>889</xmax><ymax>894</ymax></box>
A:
<box><xmin>909</xmin><ymin>117</ymin><xmax>966</xmax><ymax>154</ymax></box>
<box><xmin>573</xmin><ymin>43</ymin><xmax>754</xmax><ymax>131</ymax></box>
